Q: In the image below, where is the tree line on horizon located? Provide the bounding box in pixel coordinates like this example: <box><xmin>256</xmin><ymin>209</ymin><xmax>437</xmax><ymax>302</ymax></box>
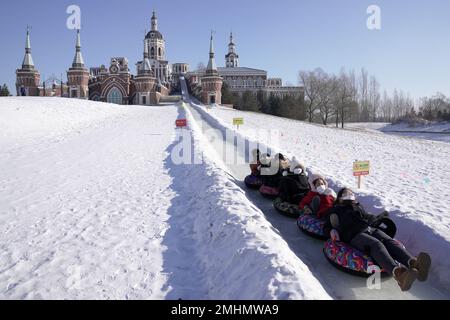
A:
<box><xmin>222</xmin><ymin>68</ymin><xmax>450</xmax><ymax>128</ymax></box>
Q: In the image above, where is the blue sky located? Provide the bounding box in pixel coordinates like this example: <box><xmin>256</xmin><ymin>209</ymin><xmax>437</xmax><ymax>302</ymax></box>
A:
<box><xmin>1</xmin><ymin>0</ymin><xmax>449</xmax><ymax>99</ymax></box>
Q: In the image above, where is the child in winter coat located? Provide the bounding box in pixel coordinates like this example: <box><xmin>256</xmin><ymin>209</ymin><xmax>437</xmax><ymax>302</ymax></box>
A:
<box><xmin>278</xmin><ymin>157</ymin><xmax>310</xmax><ymax>204</ymax></box>
<box><xmin>325</xmin><ymin>188</ymin><xmax>431</xmax><ymax>292</ymax></box>
<box><xmin>299</xmin><ymin>174</ymin><xmax>336</xmax><ymax>219</ymax></box>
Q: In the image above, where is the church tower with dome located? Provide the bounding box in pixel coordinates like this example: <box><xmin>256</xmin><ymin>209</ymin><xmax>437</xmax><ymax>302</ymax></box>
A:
<box><xmin>141</xmin><ymin>11</ymin><xmax>170</xmax><ymax>85</ymax></box>
<box><xmin>225</xmin><ymin>32</ymin><xmax>239</xmax><ymax>68</ymax></box>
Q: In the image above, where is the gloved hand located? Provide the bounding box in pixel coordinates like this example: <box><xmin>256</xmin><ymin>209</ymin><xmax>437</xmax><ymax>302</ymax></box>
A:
<box><xmin>303</xmin><ymin>206</ymin><xmax>312</xmax><ymax>215</ymax></box>
<box><xmin>330</xmin><ymin>229</ymin><xmax>340</xmax><ymax>242</ymax></box>
<box><xmin>282</xmin><ymin>170</ymin><xmax>288</xmax><ymax>177</ymax></box>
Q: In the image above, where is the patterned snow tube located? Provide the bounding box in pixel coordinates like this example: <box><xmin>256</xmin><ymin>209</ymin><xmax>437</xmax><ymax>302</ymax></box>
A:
<box><xmin>244</xmin><ymin>175</ymin><xmax>264</xmax><ymax>189</ymax></box>
<box><xmin>323</xmin><ymin>239</ymin><xmax>404</xmax><ymax>277</ymax></box>
<box><xmin>297</xmin><ymin>215</ymin><xmax>328</xmax><ymax>240</ymax></box>
<box><xmin>259</xmin><ymin>185</ymin><xmax>280</xmax><ymax>198</ymax></box>
<box><xmin>273</xmin><ymin>198</ymin><xmax>302</xmax><ymax>218</ymax></box>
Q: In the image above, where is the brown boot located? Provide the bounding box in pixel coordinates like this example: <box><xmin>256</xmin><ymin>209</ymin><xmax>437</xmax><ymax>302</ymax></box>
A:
<box><xmin>410</xmin><ymin>252</ymin><xmax>431</xmax><ymax>282</ymax></box>
<box><xmin>393</xmin><ymin>266</ymin><xmax>419</xmax><ymax>292</ymax></box>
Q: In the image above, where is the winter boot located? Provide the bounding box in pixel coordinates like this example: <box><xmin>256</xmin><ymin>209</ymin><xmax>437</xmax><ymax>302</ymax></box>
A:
<box><xmin>409</xmin><ymin>252</ymin><xmax>431</xmax><ymax>282</ymax></box>
<box><xmin>393</xmin><ymin>266</ymin><xmax>419</xmax><ymax>292</ymax></box>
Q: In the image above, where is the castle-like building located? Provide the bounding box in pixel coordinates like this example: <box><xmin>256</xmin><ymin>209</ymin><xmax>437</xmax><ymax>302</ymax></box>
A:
<box><xmin>15</xmin><ymin>12</ymin><xmax>302</xmax><ymax>106</ymax></box>
<box><xmin>16</xmin><ymin>12</ymin><xmax>188</xmax><ymax>105</ymax></box>
<box><xmin>187</xmin><ymin>32</ymin><xmax>304</xmax><ymax>100</ymax></box>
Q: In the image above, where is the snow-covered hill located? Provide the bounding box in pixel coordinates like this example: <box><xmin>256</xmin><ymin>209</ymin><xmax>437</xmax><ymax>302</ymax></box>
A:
<box><xmin>196</xmin><ymin>104</ymin><xmax>450</xmax><ymax>293</ymax></box>
<box><xmin>345</xmin><ymin>122</ymin><xmax>450</xmax><ymax>143</ymax></box>
<box><xmin>0</xmin><ymin>97</ymin><xmax>330</xmax><ymax>300</ymax></box>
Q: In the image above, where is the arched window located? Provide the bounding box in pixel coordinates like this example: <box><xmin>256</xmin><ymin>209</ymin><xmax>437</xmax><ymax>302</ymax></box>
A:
<box><xmin>107</xmin><ymin>87</ymin><xmax>122</xmax><ymax>104</ymax></box>
<box><xmin>151</xmin><ymin>47</ymin><xmax>155</xmax><ymax>57</ymax></box>
<box><xmin>158</xmin><ymin>48</ymin><xmax>162</xmax><ymax>57</ymax></box>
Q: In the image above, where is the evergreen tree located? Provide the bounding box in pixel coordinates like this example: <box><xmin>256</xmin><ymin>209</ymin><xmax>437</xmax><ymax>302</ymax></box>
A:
<box><xmin>221</xmin><ymin>82</ymin><xmax>235</xmax><ymax>105</ymax></box>
<box><xmin>268</xmin><ymin>94</ymin><xmax>282</xmax><ymax>116</ymax></box>
<box><xmin>0</xmin><ymin>84</ymin><xmax>10</xmax><ymax>96</ymax></box>
<box><xmin>257</xmin><ymin>90</ymin><xmax>270</xmax><ymax>114</ymax></box>
<box><xmin>278</xmin><ymin>94</ymin><xmax>306</xmax><ymax>120</ymax></box>
<box><xmin>241</xmin><ymin>91</ymin><xmax>259</xmax><ymax>112</ymax></box>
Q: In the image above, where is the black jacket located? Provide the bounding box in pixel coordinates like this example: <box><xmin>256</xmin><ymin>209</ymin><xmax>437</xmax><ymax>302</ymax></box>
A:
<box><xmin>324</xmin><ymin>202</ymin><xmax>378</xmax><ymax>243</ymax></box>
<box><xmin>278</xmin><ymin>173</ymin><xmax>311</xmax><ymax>203</ymax></box>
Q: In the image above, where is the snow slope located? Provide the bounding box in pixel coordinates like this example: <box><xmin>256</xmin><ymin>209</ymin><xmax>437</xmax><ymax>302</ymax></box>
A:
<box><xmin>0</xmin><ymin>98</ymin><xmax>175</xmax><ymax>299</ymax></box>
<box><xmin>345</xmin><ymin>122</ymin><xmax>450</xmax><ymax>143</ymax></box>
<box><xmin>193</xmin><ymin>103</ymin><xmax>450</xmax><ymax>293</ymax></box>
<box><xmin>0</xmin><ymin>97</ymin><xmax>330</xmax><ymax>300</ymax></box>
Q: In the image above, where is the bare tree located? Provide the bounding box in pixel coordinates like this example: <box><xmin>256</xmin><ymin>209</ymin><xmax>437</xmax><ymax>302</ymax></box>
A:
<box><xmin>335</xmin><ymin>69</ymin><xmax>357</xmax><ymax>128</ymax></box>
<box><xmin>358</xmin><ymin>68</ymin><xmax>370</xmax><ymax>122</ymax></box>
<box><xmin>196</xmin><ymin>62</ymin><xmax>206</xmax><ymax>71</ymax></box>
<box><xmin>317</xmin><ymin>73</ymin><xmax>338</xmax><ymax>125</ymax></box>
<box><xmin>368</xmin><ymin>76</ymin><xmax>381</xmax><ymax>121</ymax></box>
<box><xmin>299</xmin><ymin>69</ymin><xmax>323</xmax><ymax>123</ymax></box>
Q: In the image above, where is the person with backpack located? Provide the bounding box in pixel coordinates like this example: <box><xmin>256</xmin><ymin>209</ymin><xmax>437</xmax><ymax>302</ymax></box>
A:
<box><xmin>325</xmin><ymin>188</ymin><xmax>432</xmax><ymax>292</ymax></box>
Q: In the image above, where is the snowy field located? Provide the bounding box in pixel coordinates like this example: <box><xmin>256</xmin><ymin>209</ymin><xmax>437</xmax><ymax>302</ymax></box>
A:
<box><xmin>345</xmin><ymin>122</ymin><xmax>450</xmax><ymax>143</ymax></box>
<box><xmin>196</xmin><ymin>104</ymin><xmax>450</xmax><ymax>293</ymax></box>
<box><xmin>0</xmin><ymin>97</ymin><xmax>330</xmax><ymax>300</ymax></box>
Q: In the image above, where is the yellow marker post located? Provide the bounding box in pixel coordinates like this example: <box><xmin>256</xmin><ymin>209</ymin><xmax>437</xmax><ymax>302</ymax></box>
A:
<box><xmin>353</xmin><ymin>160</ymin><xmax>370</xmax><ymax>189</ymax></box>
<box><xmin>233</xmin><ymin>118</ymin><xmax>244</xmax><ymax>130</ymax></box>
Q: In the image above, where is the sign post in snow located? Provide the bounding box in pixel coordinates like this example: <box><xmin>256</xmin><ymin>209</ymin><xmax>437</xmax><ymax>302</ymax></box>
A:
<box><xmin>176</xmin><ymin>119</ymin><xmax>187</xmax><ymax>128</ymax></box>
<box><xmin>353</xmin><ymin>160</ymin><xmax>370</xmax><ymax>189</ymax></box>
<box><xmin>233</xmin><ymin>118</ymin><xmax>244</xmax><ymax>130</ymax></box>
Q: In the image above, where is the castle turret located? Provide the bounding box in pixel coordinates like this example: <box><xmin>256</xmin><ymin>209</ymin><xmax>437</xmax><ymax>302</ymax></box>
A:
<box><xmin>225</xmin><ymin>32</ymin><xmax>239</xmax><ymax>68</ymax></box>
<box><xmin>16</xmin><ymin>28</ymin><xmax>40</xmax><ymax>96</ymax></box>
<box><xmin>201</xmin><ymin>33</ymin><xmax>223</xmax><ymax>105</ymax></box>
<box><xmin>67</xmin><ymin>29</ymin><xmax>89</xmax><ymax>99</ymax></box>
<box><xmin>135</xmin><ymin>39</ymin><xmax>157</xmax><ymax>105</ymax></box>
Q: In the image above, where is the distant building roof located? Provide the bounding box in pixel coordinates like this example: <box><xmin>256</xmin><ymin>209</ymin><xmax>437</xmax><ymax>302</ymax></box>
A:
<box><xmin>218</xmin><ymin>67</ymin><xmax>267</xmax><ymax>76</ymax></box>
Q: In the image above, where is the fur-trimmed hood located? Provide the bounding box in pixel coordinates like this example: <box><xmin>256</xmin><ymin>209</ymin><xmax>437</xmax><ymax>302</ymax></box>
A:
<box><xmin>308</xmin><ymin>173</ymin><xmax>328</xmax><ymax>191</ymax></box>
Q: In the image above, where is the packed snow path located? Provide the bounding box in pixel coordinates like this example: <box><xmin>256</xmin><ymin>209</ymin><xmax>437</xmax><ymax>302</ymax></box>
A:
<box><xmin>185</xmin><ymin>101</ymin><xmax>450</xmax><ymax>300</ymax></box>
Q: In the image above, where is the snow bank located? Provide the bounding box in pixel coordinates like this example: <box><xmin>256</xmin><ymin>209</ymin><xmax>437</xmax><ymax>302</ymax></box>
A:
<box><xmin>0</xmin><ymin>97</ymin><xmax>128</xmax><ymax>149</ymax></box>
<box><xmin>161</xmin><ymin>105</ymin><xmax>331</xmax><ymax>300</ymax></box>
<box><xmin>0</xmin><ymin>99</ymin><xmax>176</xmax><ymax>299</ymax></box>
<box><xmin>193</xmin><ymin>103</ymin><xmax>450</xmax><ymax>293</ymax></box>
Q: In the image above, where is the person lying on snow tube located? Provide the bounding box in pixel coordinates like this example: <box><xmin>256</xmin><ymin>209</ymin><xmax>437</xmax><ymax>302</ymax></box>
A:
<box><xmin>323</xmin><ymin>188</ymin><xmax>432</xmax><ymax>291</ymax></box>
<box><xmin>259</xmin><ymin>153</ymin><xmax>289</xmax><ymax>198</ymax></box>
<box><xmin>274</xmin><ymin>157</ymin><xmax>310</xmax><ymax>218</ymax></box>
<box><xmin>244</xmin><ymin>149</ymin><xmax>265</xmax><ymax>189</ymax></box>
<box><xmin>296</xmin><ymin>174</ymin><xmax>336</xmax><ymax>238</ymax></box>
<box><xmin>299</xmin><ymin>174</ymin><xmax>336</xmax><ymax>218</ymax></box>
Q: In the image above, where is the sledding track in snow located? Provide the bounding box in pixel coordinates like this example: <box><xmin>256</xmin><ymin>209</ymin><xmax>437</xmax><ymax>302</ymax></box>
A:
<box><xmin>183</xmin><ymin>98</ymin><xmax>450</xmax><ymax>300</ymax></box>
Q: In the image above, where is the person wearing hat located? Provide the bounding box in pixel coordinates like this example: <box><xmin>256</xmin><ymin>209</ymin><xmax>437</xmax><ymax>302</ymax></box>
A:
<box><xmin>299</xmin><ymin>173</ymin><xmax>336</xmax><ymax>219</ymax></box>
<box><xmin>277</xmin><ymin>157</ymin><xmax>310</xmax><ymax>204</ymax></box>
<box><xmin>325</xmin><ymin>188</ymin><xmax>431</xmax><ymax>292</ymax></box>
